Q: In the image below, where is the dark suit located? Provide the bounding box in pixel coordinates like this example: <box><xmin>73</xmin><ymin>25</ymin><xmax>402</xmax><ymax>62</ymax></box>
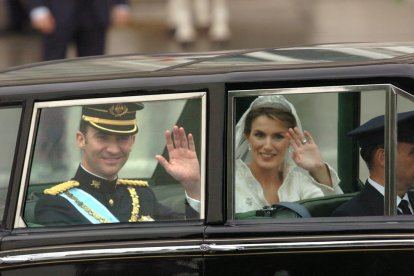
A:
<box><xmin>34</xmin><ymin>165</ymin><xmax>197</xmax><ymax>226</ymax></box>
<box><xmin>6</xmin><ymin>0</ymin><xmax>29</xmax><ymax>31</ymax></box>
<box><xmin>332</xmin><ymin>181</ymin><xmax>414</xmax><ymax>216</ymax></box>
<box><xmin>23</xmin><ymin>0</ymin><xmax>128</xmax><ymax>60</ymax></box>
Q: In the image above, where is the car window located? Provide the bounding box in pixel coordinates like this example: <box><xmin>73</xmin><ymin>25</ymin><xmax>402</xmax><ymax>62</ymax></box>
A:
<box><xmin>359</xmin><ymin>90</ymin><xmax>414</xmax><ymax>179</ymax></box>
<box><xmin>229</xmin><ymin>85</ymin><xmax>414</xmax><ymax>220</ymax></box>
<box><xmin>0</xmin><ymin>106</ymin><xmax>21</xmax><ymax>223</ymax></box>
<box><xmin>230</xmin><ymin>90</ymin><xmax>341</xmax><ymax>219</ymax></box>
<box><xmin>21</xmin><ymin>93</ymin><xmax>205</xmax><ymax>227</ymax></box>
<box><xmin>361</xmin><ymin>89</ymin><xmax>414</xmax><ymax>215</ymax></box>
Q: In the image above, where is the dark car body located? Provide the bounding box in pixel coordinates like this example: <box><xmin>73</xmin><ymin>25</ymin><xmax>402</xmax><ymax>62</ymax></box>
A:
<box><xmin>1</xmin><ymin>43</ymin><xmax>414</xmax><ymax>275</ymax></box>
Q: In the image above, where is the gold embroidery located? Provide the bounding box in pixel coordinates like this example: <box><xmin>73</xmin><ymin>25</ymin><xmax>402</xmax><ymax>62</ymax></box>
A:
<box><xmin>138</xmin><ymin>215</ymin><xmax>154</xmax><ymax>222</ymax></box>
<box><xmin>127</xmin><ymin>187</ymin><xmax>140</xmax><ymax>222</ymax></box>
<box><xmin>109</xmin><ymin>104</ymin><xmax>129</xmax><ymax>117</ymax></box>
<box><xmin>90</xmin><ymin>180</ymin><xmax>101</xmax><ymax>189</ymax></box>
<box><xmin>44</xmin><ymin>181</ymin><xmax>80</xmax><ymax>195</ymax></box>
<box><xmin>125</xmin><ymin>184</ymin><xmax>155</xmax><ymax>222</ymax></box>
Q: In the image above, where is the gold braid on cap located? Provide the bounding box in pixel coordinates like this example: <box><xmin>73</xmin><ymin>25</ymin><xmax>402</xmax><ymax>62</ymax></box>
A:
<box><xmin>44</xmin><ymin>181</ymin><xmax>80</xmax><ymax>195</ymax></box>
<box><xmin>117</xmin><ymin>179</ymin><xmax>149</xmax><ymax>187</ymax></box>
<box><xmin>82</xmin><ymin>115</ymin><xmax>138</xmax><ymax>134</ymax></box>
<box><xmin>82</xmin><ymin>115</ymin><xmax>137</xmax><ymax>126</ymax></box>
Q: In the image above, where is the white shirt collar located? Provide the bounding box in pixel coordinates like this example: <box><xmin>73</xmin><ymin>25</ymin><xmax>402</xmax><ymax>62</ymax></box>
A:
<box><xmin>367</xmin><ymin>178</ymin><xmax>384</xmax><ymax>196</ymax></box>
<box><xmin>80</xmin><ymin>163</ymin><xmax>117</xmax><ymax>181</ymax></box>
<box><xmin>367</xmin><ymin>177</ymin><xmax>413</xmax><ymax>213</ymax></box>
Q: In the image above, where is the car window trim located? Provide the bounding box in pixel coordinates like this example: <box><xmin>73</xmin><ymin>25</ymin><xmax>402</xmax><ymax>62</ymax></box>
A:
<box><xmin>384</xmin><ymin>87</ymin><xmax>397</xmax><ymax>215</ymax></box>
<box><xmin>14</xmin><ymin>92</ymin><xmax>207</xmax><ymax>228</ymax></box>
<box><xmin>386</xmin><ymin>86</ymin><xmax>414</xmax><ymax>215</ymax></box>
<box><xmin>227</xmin><ymin>84</ymin><xmax>410</xmax><ymax>221</ymax></box>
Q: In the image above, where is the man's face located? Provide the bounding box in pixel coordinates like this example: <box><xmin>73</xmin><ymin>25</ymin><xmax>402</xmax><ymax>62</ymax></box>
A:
<box><xmin>76</xmin><ymin>126</ymin><xmax>136</xmax><ymax>179</ymax></box>
<box><xmin>396</xmin><ymin>142</ymin><xmax>414</xmax><ymax>193</ymax></box>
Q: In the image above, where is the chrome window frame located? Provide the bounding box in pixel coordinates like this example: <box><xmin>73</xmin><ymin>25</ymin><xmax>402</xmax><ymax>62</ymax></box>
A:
<box><xmin>15</xmin><ymin>92</ymin><xmax>207</xmax><ymax>228</ymax></box>
<box><xmin>227</xmin><ymin>84</ymin><xmax>414</xmax><ymax>220</ymax></box>
<box><xmin>0</xmin><ymin>105</ymin><xmax>22</xmax><ymax>224</ymax></box>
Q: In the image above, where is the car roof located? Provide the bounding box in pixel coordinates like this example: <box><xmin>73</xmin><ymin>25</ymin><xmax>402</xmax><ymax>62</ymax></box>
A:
<box><xmin>1</xmin><ymin>42</ymin><xmax>414</xmax><ymax>87</ymax></box>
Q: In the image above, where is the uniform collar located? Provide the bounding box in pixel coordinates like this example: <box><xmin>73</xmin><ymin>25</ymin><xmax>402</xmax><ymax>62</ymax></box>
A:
<box><xmin>73</xmin><ymin>165</ymin><xmax>118</xmax><ymax>194</ymax></box>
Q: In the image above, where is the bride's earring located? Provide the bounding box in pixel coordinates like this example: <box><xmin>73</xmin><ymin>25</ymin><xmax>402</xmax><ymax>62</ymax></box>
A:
<box><xmin>248</xmin><ymin>144</ymin><xmax>252</xmax><ymax>151</ymax></box>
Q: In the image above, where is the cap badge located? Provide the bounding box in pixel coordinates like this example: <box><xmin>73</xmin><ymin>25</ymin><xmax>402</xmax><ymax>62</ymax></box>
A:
<box><xmin>109</xmin><ymin>104</ymin><xmax>129</xmax><ymax>117</ymax></box>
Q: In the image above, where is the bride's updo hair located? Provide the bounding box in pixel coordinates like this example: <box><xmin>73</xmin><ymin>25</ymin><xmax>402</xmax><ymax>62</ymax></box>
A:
<box><xmin>244</xmin><ymin>107</ymin><xmax>297</xmax><ymax>136</ymax></box>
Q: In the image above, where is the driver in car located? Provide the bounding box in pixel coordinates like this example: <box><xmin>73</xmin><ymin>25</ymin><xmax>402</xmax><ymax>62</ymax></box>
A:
<box><xmin>333</xmin><ymin>111</ymin><xmax>414</xmax><ymax>216</ymax></box>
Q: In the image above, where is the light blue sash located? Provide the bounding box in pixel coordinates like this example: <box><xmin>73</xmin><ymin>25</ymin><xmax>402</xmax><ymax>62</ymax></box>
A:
<box><xmin>60</xmin><ymin>188</ymin><xmax>119</xmax><ymax>224</ymax></box>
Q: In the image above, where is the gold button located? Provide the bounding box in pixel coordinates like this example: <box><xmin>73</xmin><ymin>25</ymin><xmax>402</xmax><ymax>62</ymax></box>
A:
<box><xmin>109</xmin><ymin>199</ymin><xmax>114</xmax><ymax>206</ymax></box>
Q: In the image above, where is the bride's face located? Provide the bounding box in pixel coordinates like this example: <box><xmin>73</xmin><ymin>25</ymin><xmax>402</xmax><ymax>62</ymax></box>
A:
<box><xmin>246</xmin><ymin>115</ymin><xmax>290</xmax><ymax>171</ymax></box>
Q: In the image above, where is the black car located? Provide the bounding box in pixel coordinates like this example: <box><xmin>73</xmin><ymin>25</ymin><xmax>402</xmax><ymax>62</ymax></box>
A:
<box><xmin>1</xmin><ymin>42</ymin><xmax>414</xmax><ymax>275</ymax></box>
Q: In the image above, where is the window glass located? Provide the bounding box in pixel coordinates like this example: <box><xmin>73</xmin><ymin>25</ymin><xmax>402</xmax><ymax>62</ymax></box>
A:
<box><xmin>359</xmin><ymin>90</ymin><xmax>387</xmax><ymax>181</ymax></box>
<box><xmin>230</xmin><ymin>86</ymin><xmax>414</xmax><ymax>220</ymax></box>
<box><xmin>24</xmin><ymin>95</ymin><xmax>204</xmax><ymax>227</ymax></box>
<box><xmin>358</xmin><ymin>90</ymin><xmax>414</xmax><ymax>216</ymax></box>
<box><xmin>232</xmin><ymin>90</ymin><xmax>342</xmax><ymax>219</ymax></box>
<box><xmin>395</xmin><ymin>92</ymin><xmax>414</xmax><ymax>215</ymax></box>
<box><xmin>0</xmin><ymin>107</ymin><xmax>21</xmax><ymax>223</ymax></box>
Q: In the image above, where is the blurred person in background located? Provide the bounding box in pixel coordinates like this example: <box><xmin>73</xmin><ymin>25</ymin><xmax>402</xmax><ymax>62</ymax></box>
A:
<box><xmin>167</xmin><ymin>0</ymin><xmax>230</xmax><ymax>45</ymax></box>
<box><xmin>23</xmin><ymin>0</ymin><xmax>132</xmax><ymax>61</ymax></box>
<box><xmin>5</xmin><ymin>0</ymin><xmax>29</xmax><ymax>33</ymax></box>
<box><xmin>21</xmin><ymin>0</ymin><xmax>132</xmax><ymax>177</ymax></box>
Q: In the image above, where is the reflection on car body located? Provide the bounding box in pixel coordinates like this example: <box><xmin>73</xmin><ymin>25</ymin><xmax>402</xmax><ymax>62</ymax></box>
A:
<box><xmin>1</xmin><ymin>42</ymin><xmax>414</xmax><ymax>275</ymax></box>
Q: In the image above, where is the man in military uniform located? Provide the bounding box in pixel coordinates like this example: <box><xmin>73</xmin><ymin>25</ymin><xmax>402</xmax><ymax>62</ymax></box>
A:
<box><xmin>34</xmin><ymin>102</ymin><xmax>200</xmax><ymax>225</ymax></box>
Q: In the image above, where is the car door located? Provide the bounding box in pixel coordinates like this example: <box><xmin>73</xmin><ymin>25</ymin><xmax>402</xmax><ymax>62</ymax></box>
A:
<box><xmin>204</xmin><ymin>80</ymin><xmax>414</xmax><ymax>275</ymax></box>
<box><xmin>0</xmin><ymin>81</ymin><xmax>207</xmax><ymax>275</ymax></box>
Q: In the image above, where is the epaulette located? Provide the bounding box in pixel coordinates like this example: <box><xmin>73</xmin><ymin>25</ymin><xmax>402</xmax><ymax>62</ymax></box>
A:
<box><xmin>117</xmin><ymin>179</ymin><xmax>149</xmax><ymax>187</ymax></box>
<box><xmin>44</xmin><ymin>180</ymin><xmax>80</xmax><ymax>195</ymax></box>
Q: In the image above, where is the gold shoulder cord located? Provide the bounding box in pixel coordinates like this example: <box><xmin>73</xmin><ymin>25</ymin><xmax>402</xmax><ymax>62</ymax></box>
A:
<box><xmin>117</xmin><ymin>179</ymin><xmax>149</xmax><ymax>187</ymax></box>
<box><xmin>44</xmin><ymin>180</ymin><xmax>80</xmax><ymax>195</ymax></box>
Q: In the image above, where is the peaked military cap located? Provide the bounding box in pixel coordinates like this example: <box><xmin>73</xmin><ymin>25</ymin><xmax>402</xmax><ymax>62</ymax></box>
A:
<box><xmin>82</xmin><ymin>102</ymin><xmax>144</xmax><ymax>134</ymax></box>
<box><xmin>348</xmin><ymin>110</ymin><xmax>414</xmax><ymax>148</ymax></box>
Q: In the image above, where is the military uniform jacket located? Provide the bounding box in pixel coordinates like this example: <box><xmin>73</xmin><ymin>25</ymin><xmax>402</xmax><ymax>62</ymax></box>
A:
<box><xmin>34</xmin><ymin>166</ymin><xmax>196</xmax><ymax>226</ymax></box>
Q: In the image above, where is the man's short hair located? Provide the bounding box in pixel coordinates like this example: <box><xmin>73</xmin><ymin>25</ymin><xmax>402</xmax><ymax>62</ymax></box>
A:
<box><xmin>348</xmin><ymin>111</ymin><xmax>414</xmax><ymax>169</ymax></box>
<box><xmin>360</xmin><ymin>144</ymin><xmax>383</xmax><ymax>170</ymax></box>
